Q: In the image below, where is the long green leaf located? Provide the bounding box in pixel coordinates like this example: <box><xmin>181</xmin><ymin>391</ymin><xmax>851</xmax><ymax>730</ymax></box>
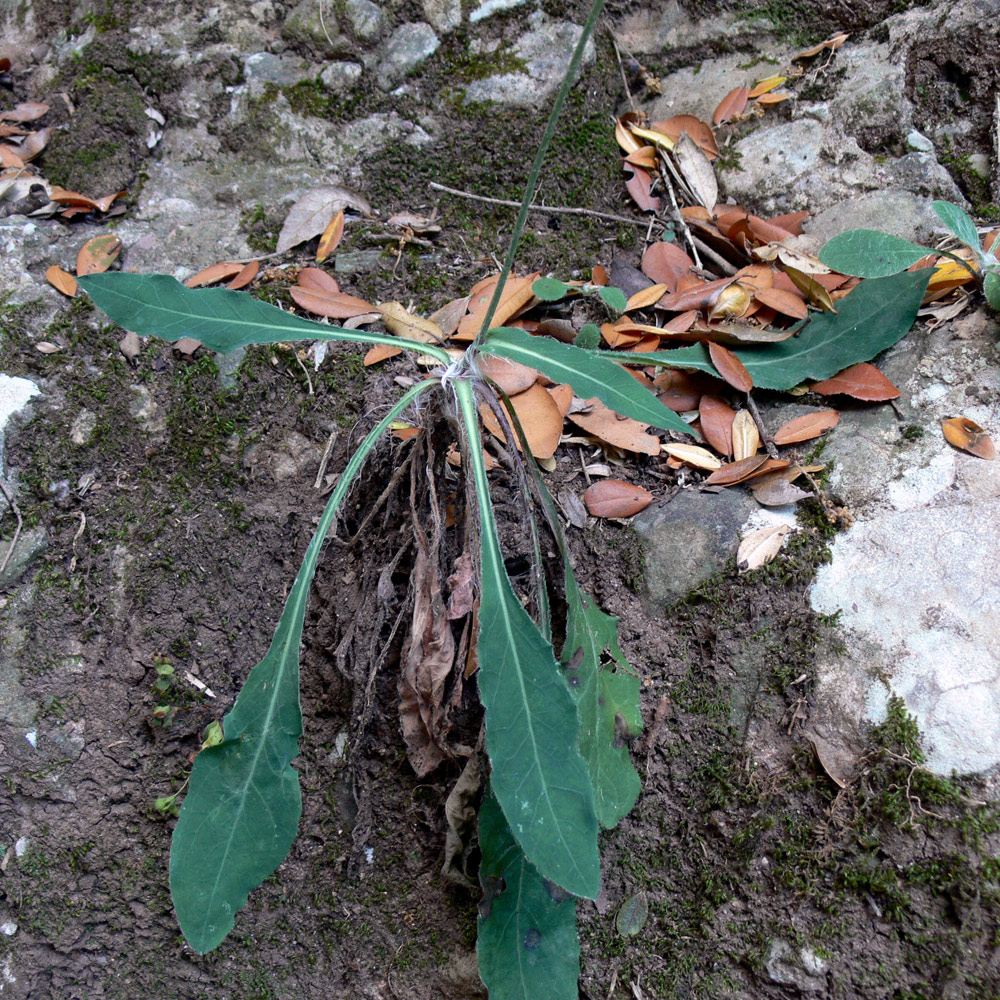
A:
<box><xmin>170</xmin><ymin>380</ymin><xmax>436</xmax><ymax>953</ymax></box>
<box><xmin>76</xmin><ymin>272</ymin><xmax>451</xmax><ymax>363</ymax></box>
<box><xmin>479</xmin><ymin>326</ymin><xmax>694</xmax><ymax>436</ymax></box>
<box><xmin>453</xmin><ymin>379</ymin><xmax>600</xmax><ymax>899</ymax></box>
<box><xmin>933</xmin><ymin>200</ymin><xmax>981</xmax><ymax>252</ymax></box>
<box><xmin>818</xmin><ymin>230</ymin><xmax>930</xmax><ymax>277</ymax></box>
<box><xmin>478</xmin><ymin>792</ymin><xmax>579</xmax><ymax>1000</ymax></box>
<box><xmin>562</xmin><ymin>568</ymin><xmax>642</xmax><ymax>829</ymax></box>
<box><xmin>632</xmin><ymin>270</ymin><xmax>931</xmax><ymax>390</ymax></box>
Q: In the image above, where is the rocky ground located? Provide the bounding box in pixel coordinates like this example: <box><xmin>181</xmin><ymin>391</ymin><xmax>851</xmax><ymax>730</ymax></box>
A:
<box><xmin>1</xmin><ymin>0</ymin><xmax>999</xmax><ymax>997</ymax></box>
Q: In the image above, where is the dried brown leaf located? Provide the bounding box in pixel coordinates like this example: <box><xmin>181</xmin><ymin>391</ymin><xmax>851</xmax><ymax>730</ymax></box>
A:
<box><xmin>184</xmin><ymin>261</ymin><xmax>244</xmax><ymax>288</ymax></box>
<box><xmin>708</xmin><ymin>341</ymin><xmax>753</xmax><ymax>392</ymax></box>
<box><xmin>582</xmin><ymin>479</ymin><xmax>653</xmax><ymax>518</ymax></box>
<box><xmin>45</xmin><ymin>264</ymin><xmax>77</xmax><ymax>297</ymax></box>
<box><xmin>661</xmin><ymin>442</ymin><xmax>722</xmax><ymax>470</ymax></box>
<box><xmin>713</xmin><ymin>86</ymin><xmax>750</xmax><ymax>125</ymax></box>
<box><xmin>76</xmin><ymin>234</ymin><xmax>122</xmax><ymax>277</ymax></box>
<box><xmin>569</xmin><ymin>398</ymin><xmax>660</xmax><ymax>456</ymax></box>
<box><xmin>623</xmin><ymin>163</ymin><xmax>660</xmax><ymax>212</ymax></box>
<box><xmin>942</xmin><ymin>417</ymin><xmax>996</xmax><ymax>460</ymax></box>
<box><xmin>731</xmin><ymin>409</ymin><xmax>759</xmax><ymax>461</ymax></box>
<box><xmin>276</xmin><ymin>185</ymin><xmax>370</xmax><ymax>254</ymax></box>
<box><xmin>699</xmin><ymin>395</ymin><xmax>735</xmax><ymax>456</ymax></box>
<box><xmin>226</xmin><ymin>260</ymin><xmax>259</xmax><ymax>290</ymax></box>
<box><xmin>316</xmin><ymin>209</ymin><xmax>345</xmax><ymax>262</ymax></box>
<box><xmin>810</xmin><ymin>363</ymin><xmax>899</xmax><ymax>401</ymax></box>
<box><xmin>737</xmin><ymin>524</ymin><xmax>792</xmax><ymax>573</ymax></box>
<box><xmin>773</xmin><ymin>409</ymin><xmax>839</xmax><ymax>445</ymax></box>
<box><xmin>378</xmin><ymin>301</ymin><xmax>445</xmax><ymax>344</ymax></box>
<box><xmin>290</xmin><ymin>285</ymin><xmax>375</xmax><ymax>319</ymax></box>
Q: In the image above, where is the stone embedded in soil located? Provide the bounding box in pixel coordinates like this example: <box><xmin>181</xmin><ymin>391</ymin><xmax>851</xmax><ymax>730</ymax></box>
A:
<box><xmin>469</xmin><ymin>0</ymin><xmax>532</xmax><ymax>23</ymax></box>
<box><xmin>810</xmin><ymin>316</ymin><xmax>1000</xmax><ymax>776</ymax></box>
<box><xmin>632</xmin><ymin>487</ymin><xmax>756</xmax><ymax>609</ymax></box>
<box><xmin>462</xmin><ymin>14</ymin><xmax>596</xmax><ymax>109</ymax></box>
<box><xmin>0</xmin><ymin>527</ymin><xmax>47</xmax><ymax>591</ymax></box>
<box><xmin>243</xmin><ymin>51</ymin><xmax>323</xmax><ymax>90</ymax></box>
<box><xmin>766</xmin><ymin>938</ymin><xmax>828</xmax><ymax>993</ymax></box>
<box><xmin>320</xmin><ymin>60</ymin><xmax>363</xmax><ymax>91</ymax></box>
<box><xmin>377</xmin><ymin>22</ymin><xmax>440</xmax><ymax>92</ymax></box>
<box><xmin>344</xmin><ymin>0</ymin><xmax>387</xmax><ymax>42</ymax></box>
<box><xmin>281</xmin><ymin>0</ymin><xmax>352</xmax><ymax>57</ymax></box>
<box><xmin>423</xmin><ymin>0</ymin><xmax>463</xmax><ymax>34</ymax></box>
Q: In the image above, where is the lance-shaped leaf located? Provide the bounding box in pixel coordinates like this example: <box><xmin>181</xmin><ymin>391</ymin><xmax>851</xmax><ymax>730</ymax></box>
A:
<box><xmin>480</xmin><ymin>326</ymin><xmax>694</xmax><ymax>436</ymax></box>
<box><xmin>76</xmin><ymin>272</ymin><xmax>450</xmax><ymax>363</ymax></box>
<box><xmin>562</xmin><ymin>567</ymin><xmax>642</xmax><ymax>828</ymax></box>
<box><xmin>454</xmin><ymin>379</ymin><xmax>600</xmax><ymax>900</ymax></box>
<box><xmin>478</xmin><ymin>793</ymin><xmax>579</xmax><ymax>1000</ymax></box>
<box><xmin>818</xmin><ymin>229</ymin><xmax>929</xmax><ymax>277</ymax></box>
<box><xmin>170</xmin><ymin>380</ymin><xmax>436</xmax><ymax>954</ymax></box>
<box><xmin>631</xmin><ymin>270</ymin><xmax>930</xmax><ymax>390</ymax></box>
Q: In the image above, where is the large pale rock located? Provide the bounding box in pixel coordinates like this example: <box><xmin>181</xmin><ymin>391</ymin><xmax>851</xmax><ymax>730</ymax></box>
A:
<box><xmin>810</xmin><ymin>315</ymin><xmax>1000</xmax><ymax>776</ymax></box>
<box><xmin>462</xmin><ymin>14</ymin><xmax>595</xmax><ymax>109</ymax></box>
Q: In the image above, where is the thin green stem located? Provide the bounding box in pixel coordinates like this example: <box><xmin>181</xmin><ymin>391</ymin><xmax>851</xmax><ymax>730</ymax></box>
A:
<box><xmin>470</xmin><ymin>0</ymin><xmax>607</xmax><ymax>350</ymax></box>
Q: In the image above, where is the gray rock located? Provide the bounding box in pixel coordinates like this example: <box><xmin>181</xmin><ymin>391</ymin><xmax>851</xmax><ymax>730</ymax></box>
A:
<box><xmin>281</xmin><ymin>0</ymin><xmax>351</xmax><ymax>57</ymax></box>
<box><xmin>803</xmin><ymin>190</ymin><xmax>948</xmax><ymax>246</ymax></box>
<box><xmin>0</xmin><ymin>527</ymin><xmax>47</xmax><ymax>591</ymax></box>
<box><xmin>129</xmin><ymin>385</ymin><xmax>166</xmax><ymax>436</ymax></box>
<box><xmin>632</xmin><ymin>488</ymin><xmax>755</xmax><ymax>608</ymax></box>
<box><xmin>243</xmin><ymin>51</ymin><xmax>321</xmax><ymax>89</ymax></box>
<box><xmin>907</xmin><ymin>129</ymin><xmax>934</xmax><ymax>152</ymax></box>
<box><xmin>765</xmin><ymin>939</ymin><xmax>827</xmax><ymax>993</ymax></box>
<box><xmin>810</xmin><ymin>314</ymin><xmax>1000</xmax><ymax>776</ymax></box>
<box><xmin>344</xmin><ymin>0</ymin><xmax>386</xmax><ymax>42</ymax></box>
<box><xmin>462</xmin><ymin>16</ymin><xmax>596</xmax><ymax>110</ymax></box>
<box><xmin>613</xmin><ymin>1</ymin><xmax>766</xmax><ymax>54</ymax></box>
<box><xmin>70</xmin><ymin>410</ymin><xmax>97</xmax><ymax>447</ymax></box>
<box><xmin>320</xmin><ymin>60</ymin><xmax>362</xmax><ymax>91</ymax></box>
<box><xmin>469</xmin><ymin>0</ymin><xmax>532</xmax><ymax>23</ymax></box>
<box><xmin>377</xmin><ymin>22</ymin><xmax>440</xmax><ymax>91</ymax></box>
<box><xmin>423</xmin><ymin>0</ymin><xmax>462</xmax><ymax>34</ymax></box>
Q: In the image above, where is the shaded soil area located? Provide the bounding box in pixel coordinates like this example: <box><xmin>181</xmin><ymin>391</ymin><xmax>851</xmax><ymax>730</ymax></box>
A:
<box><xmin>1</xmin><ymin>1</ymin><xmax>1000</xmax><ymax>998</ymax></box>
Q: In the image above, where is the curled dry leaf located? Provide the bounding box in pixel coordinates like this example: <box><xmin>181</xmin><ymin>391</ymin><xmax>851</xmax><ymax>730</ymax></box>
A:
<box><xmin>713</xmin><ymin>86</ymin><xmax>749</xmax><ymax>125</ymax></box>
<box><xmin>773</xmin><ymin>409</ymin><xmax>839</xmax><ymax>445</ymax></box>
<box><xmin>708</xmin><ymin>341</ymin><xmax>753</xmax><ymax>392</ymax></box>
<box><xmin>661</xmin><ymin>442</ymin><xmax>722</xmax><ymax>470</ymax></box>
<box><xmin>624</xmin><ymin>145</ymin><xmax>658</xmax><ymax>170</ymax></box>
<box><xmin>455</xmin><ymin>273</ymin><xmax>538</xmax><ymax>340</ymax></box>
<box><xmin>623</xmin><ymin>163</ymin><xmax>660</xmax><ymax>212</ymax></box>
<box><xmin>45</xmin><ymin>264</ymin><xmax>77</xmax><ymax>297</ymax></box>
<box><xmin>184</xmin><ymin>261</ymin><xmax>244</xmax><ymax>288</ymax></box>
<box><xmin>569</xmin><ymin>398</ymin><xmax>660</xmax><ymax>456</ymax></box>
<box><xmin>429</xmin><ymin>295</ymin><xmax>470</xmax><ymax>338</ymax></box>
<box><xmin>731</xmin><ymin>409</ymin><xmax>759</xmax><ymax>461</ymax></box>
<box><xmin>942</xmin><ymin>417</ymin><xmax>996</xmax><ymax>460</ymax></box>
<box><xmin>748</xmin><ymin>75</ymin><xmax>786</xmax><ymax>98</ymax></box>
<box><xmin>651</xmin><ymin>115</ymin><xmax>719</xmax><ymax>159</ymax></box>
<box><xmin>582</xmin><ymin>479</ymin><xmax>653</xmax><ymax>518</ymax></box>
<box><xmin>699</xmin><ymin>395</ymin><xmax>735</xmax><ymax>456</ymax></box>
<box><xmin>810</xmin><ymin>363</ymin><xmax>899</xmax><ymax>401</ymax></box>
<box><xmin>737</xmin><ymin>524</ymin><xmax>792</xmax><ymax>574</ymax></box>
<box><xmin>48</xmin><ymin>186</ymin><xmax>127</xmax><ymax>214</ymax></box>
<box><xmin>316</xmin><ymin>209</ymin><xmax>345</xmax><ymax>262</ymax></box>
<box><xmin>707</xmin><ymin>455</ymin><xmax>789</xmax><ymax>486</ymax></box>
<box><xmin>76</xmin><ymin>234</ymin><xmax>122</xmax><ymax>277</ymax></box>
<box><xmin>276</xmin><ymin>185</ymin><xmax>371</xmax><ymax>254</ymax></box>
<box><xmin>378</xmin><ymin>301</ymin><xmax>445</xmax><ymax>344</ymax></box>
<box><xmin>289</xmin><ymin>285</ymin><xmax>374</xmax><ymax>319</ymax></box>
<box><xmin>793</xmin><ymin>31</ymin><xmax>849</xmax><ymax>60</ymax></box>
<box><xmin>708</xmin><ymin>281</ymin><xmax>752</xmax><ymax>320</ymax></box>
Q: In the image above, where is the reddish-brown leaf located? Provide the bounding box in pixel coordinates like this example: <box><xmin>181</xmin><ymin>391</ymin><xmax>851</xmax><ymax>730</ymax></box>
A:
<box><xmin>773</xmin><ymin>409</ymin><xmax>840</xmax><ymax>445</ymax></box>
<box><xmin>569</xmin><ymin>398</ymin><xmax>660</xmax><ymax>455</ymax></box>
<box><xmin>76</xmin><ymin>234</ymin><xmax>122</xmax><ymax>277</ymax></box>
<box><xmin>699</xmin><ymin>395</ymin><xmax>736</xmax><ymax>456</ymax></box>
<box><xmin>942</xmin><ymin>417</ymin><xmax>996</xmax><ymax>460</ymax></box>
<box><xmin>753</xmin><ymin>286</ymin><xmax>809</xmax><ymax>319</ymax></box>
<box><xmin>184</xmin><ymin>261</ymin><xmax>244</xmax><ymax>288</ymax></box>
<box><xmin>226</xmin><ymin>260</ymin><xmax>259</xmax><ymax>289</ymax></box>
<box><xmin>768</xmin><ymin>210</ymin><xmax>810</xmax><ymax>235</ymax></box>
<box><xmin>641</xmin><ymin>241</ymin><xmax>696</xmax><ymax>292</ymax></box>
<box><xmin>477</xmin><ymin>355</ymin><xmax>539</xmax><ymax>396</ymax></box>
<box><xmin>706</xmin><ymin>455</ymin><xmax>789</xmax><ymax>486</ymax></box>
<box><xmin>289</xmin><ymin>285</ymin><xmax>374</xmax><ymax>319</ymax></box>
<box><xmin>657</xmin><ymin>275</ymin><xmax>735</xmax><ymax>313</ymax></box>
<box><xmin>297</xmin><ymin>266</ymin><xmax>340</xmax><ymax>293</ymax></box>
<box><xmin>0</xmin><ymin>145</ymin><xmax>24</xmax><ymax>168</ymax></box>
<box><xmin>708</xmin><ymin>341</ymin><xmax>753</xmax><ymax>392</ymax></box>
<box><xmin>623</xmin><ymin>164</ymin><xmax>661</xmax><ymax>212</ymax></box>
<box><xmin>651</xmin><ymin>115</ymin><xmax>720</xmax><ymax>159</ymax></box>
<box><xmin>364</xmin><ymin>343</ymin><xmax>402</xmax><ymax>366</ymax></box>
<box><xmin>45</xmin><ymin>264</ymin><xmax>77</xmax><ymax>297</ymax></box>
<box><xmin>480</xmin><ymin>383</ymin><xmax>564</xmax><ymax>460</ymax></box>
<box><xmin>582</xmin><ymin>479</ymin><xmax>653</xmax><ymax>518</ymax></box>
<box><xmin>713</xmin><ymin>86</ymin><xmax>750</xmax><ymax>125</ymax></box>
<box><xmin>591</xmin><ymin>264</ymin><xmax>609</xmax><ymax>286</ymax></box>
<box><xmin>0</xmin><ymin>102</ymin><xmax>49</xmax><ymax>122</ymax></box>
<box><xmin>811</xmin><ymin>363</ymin><xmax>899</xmax><ymax>401</ymax></box>
<box><xmin>48</xmin><ymin>186</ymin><xmax>128</xmax><ymax>213</ymax></box>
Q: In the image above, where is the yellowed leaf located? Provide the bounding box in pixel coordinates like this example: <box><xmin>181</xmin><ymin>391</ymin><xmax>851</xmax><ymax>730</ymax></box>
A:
<box><xmin>731</xmin><ymin>409</ymin><xmax>759</xmax><ymax>461</ymax></box>
<box><xmin>45</xmin><ymin>264</ymin><xmax>77</xmax><ymax>297</ymax></box>
<box><xmin>661</xmin><ymin>442</ymin><xmax>722</xmax><ymax>470</ymax></box>
<box><xmin>377</xmin><ymin>301</ymin><xmax>445</xmax><ymax>344</ymax></box>
<box><xmin>316</xmin><ymin>209</ymin><xmax>345</xmax><ymax>262</ymax></box>
<box><xmin>737</xmin><ymin>524</ymin><xmax>792</xmax><ymax>573</ymax></box>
